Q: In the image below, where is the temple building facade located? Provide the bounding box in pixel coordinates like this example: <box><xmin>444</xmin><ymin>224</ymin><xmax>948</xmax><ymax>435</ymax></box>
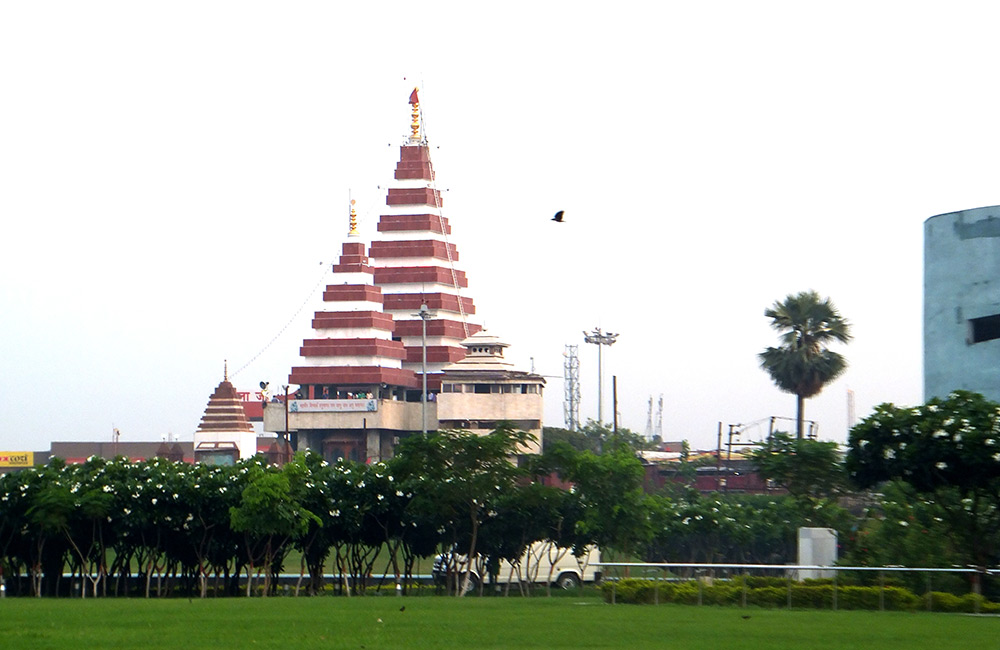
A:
<box><xmin>262</xmin><ymin>89</ymin><xmax>542</xmax><ymax>463</ymax></box>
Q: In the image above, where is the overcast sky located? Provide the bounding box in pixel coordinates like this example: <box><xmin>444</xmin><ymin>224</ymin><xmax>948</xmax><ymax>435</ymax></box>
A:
<box><xmin>3</xmin><ymin>2</ymin><xmax>998</xmax><ymax>453</ymax></box>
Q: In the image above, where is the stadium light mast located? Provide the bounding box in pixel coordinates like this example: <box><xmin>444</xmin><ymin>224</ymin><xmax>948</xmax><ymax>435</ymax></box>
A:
<box><xmin>583</xmin><ymin>327</ymin><xmax>619</xmax><ymax>425</ymax></box>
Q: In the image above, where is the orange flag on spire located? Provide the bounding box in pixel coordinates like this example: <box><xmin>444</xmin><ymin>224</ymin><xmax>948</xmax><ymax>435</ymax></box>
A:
<box><xmin>409</xmin><ymin>88</ymin><xmax>419</xmax><ymax>105</ymax></box>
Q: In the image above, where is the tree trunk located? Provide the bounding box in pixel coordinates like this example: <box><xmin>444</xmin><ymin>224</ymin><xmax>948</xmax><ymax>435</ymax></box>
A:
<box><xmin>458</xmin><ymin>507</ymin><xmax>479</xmax><ymax>598</ymax></box>
<box><xmin>261</xmin><ymin>539</ymin><xmax>272</xmax><ymax>598</ymax></box>
<box><xmin>796</xmin><ymin>393</ymin><xmax>806</xmax><ymax>439</ymax></box>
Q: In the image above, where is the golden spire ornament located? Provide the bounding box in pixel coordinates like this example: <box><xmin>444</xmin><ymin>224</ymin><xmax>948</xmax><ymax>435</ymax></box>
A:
<box><xmin>348</xmin><ymin>198</ymin><xmax>358</xmax><ymax>237</ymax></box>
<box><xmin>408</xmin><ymin>87</ymin><xmax>421</xmax><ymax>142</ymax></box>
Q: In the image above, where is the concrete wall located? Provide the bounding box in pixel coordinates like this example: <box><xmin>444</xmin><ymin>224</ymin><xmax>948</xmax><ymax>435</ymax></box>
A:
<box><xmin>263</xmin><ymin>399</ymin><xmax>435</xmax><ymax>434</ymax></box>
<box><xmin>436</xmin><ymin>390</ymin><xmax>543</xmax><ymax>454</ymax></box>
<box><xmin>925</xmin><ymin>206</ymin><xmax>1000</xmax><ymax>401</ymax></box>
<box><xmin>437</xmin><ymin>392</ymin><xmax>544</xmax><ymax>422</ymax></box>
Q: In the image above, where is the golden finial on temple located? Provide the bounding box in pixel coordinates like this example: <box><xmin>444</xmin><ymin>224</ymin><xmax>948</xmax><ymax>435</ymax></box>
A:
<box><xmin>408</xmin><ymin>87</ymin><xmax>421</xmax><ymax>142</ymax></box>
<box><xmin>348</xmin><ymin>197</ymin><xmax>358</xmax><ymax>237</ymax></box>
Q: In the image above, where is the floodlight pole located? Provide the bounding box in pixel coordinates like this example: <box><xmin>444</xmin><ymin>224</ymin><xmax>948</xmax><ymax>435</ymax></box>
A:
<box><xmin>583</xmin><ymin>327</ymin><xmax>619</xmax><ymax>425</ymax></box>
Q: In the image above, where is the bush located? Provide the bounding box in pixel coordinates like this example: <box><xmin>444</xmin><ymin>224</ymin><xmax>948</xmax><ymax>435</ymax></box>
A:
<box><xmin>836</xmin><ymin>586</ymin><xmax>919</xmax><ymax>610</ymax></box>
<box><xmin>744</xmin><ymin>575</ymin><xmax>794</xmax><ymax>589</ymax></box>
<box><xmin>959</xmin><ymin>592</ymin><xmax>1000</xmax><ymax>614</ymax></box>
<box><xmin>746</xmin><ymin>585</ymin><xmax>787</xmax><ymax>608</ymax></box>
<box><xmin>599</xmin><ymin>578</ymin><xmax>961</xmax><ymax>611</ymax></box>
<box><xmin>601</xmin><ymin>578</ymin><xmax>656</xmax><ymax>604</ymax></box>
<box><xmin>927</xmin><ymin>591</ymin><xmax>964</xmax><ymax>612</ymax></box>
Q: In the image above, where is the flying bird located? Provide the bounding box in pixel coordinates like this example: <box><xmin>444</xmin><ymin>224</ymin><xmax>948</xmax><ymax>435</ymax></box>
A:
<box><xmin>552</xmin><ymin>211</ymin><xmax>565</xmax><ymax>223</ymax></box>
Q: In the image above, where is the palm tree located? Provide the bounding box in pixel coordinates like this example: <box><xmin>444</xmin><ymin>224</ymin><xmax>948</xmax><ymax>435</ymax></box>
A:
<box><xmin>759</xmin><ymin>290</ymin><xmax>852</xmax><ymax>438</ymax></box>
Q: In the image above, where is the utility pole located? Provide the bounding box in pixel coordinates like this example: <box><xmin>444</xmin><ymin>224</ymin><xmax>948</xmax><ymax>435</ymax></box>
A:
<box><xmin>612</xmin><ymin>375</ymin><xmax>619</xmax><ymax>435</ymax></box>
<box><xmin>415</xmin><ymin>303</ymin><xmax>435</xmax><ymax>433</ymax></box>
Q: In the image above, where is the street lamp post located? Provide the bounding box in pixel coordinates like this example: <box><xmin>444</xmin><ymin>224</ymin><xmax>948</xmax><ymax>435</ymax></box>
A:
<box><xmin>282</xmin><ymin>384</ymin><xmax>290</xmax><ymax>459</ymax></box>
<box><xmin>414</xmin><ymin>304</ymin><xmax>436</xmax><ymax>433</ymax></box>
<box><xmin>583</xmin><ymin>327</ymin><xmax>619</xmax><ymax>425</ymax></box>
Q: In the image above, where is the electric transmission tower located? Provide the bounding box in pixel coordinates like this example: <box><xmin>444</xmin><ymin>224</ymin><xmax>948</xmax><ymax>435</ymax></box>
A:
<box><xmin>563</xmin><ymin>344</ymin><xmax>581</xmax><ymax>431</ymax></box>
<box><xmin>644</xmin><ymin>396</ymin><xmax>654</xmax><ymax>439</ymax></box>
<box><xmin>655</xmin><ymin>394</ymin><xmax>663</xmax><ymax>440</ymax></box>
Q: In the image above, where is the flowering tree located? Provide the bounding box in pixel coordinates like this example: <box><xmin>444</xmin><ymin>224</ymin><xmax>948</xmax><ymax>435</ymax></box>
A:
<box><xmin>643</xmin><ymin>492</ymin><xmax>852</xmax><ymax>566</ymax></box>
<box><xmin>25</xmin><ymin>462</ymin><xmax>91</xmax><ymax>596</ymax></box>
<box><xmin>128</xmin><ymin>457</ymin><xmax>195</xmax><ymax>598</ymax></box>
<box><xmin>335</xmin><ymin>460</ymin><xmax>407</xmax><ymax>594</ymax></box>
<box><xmin>229</xmin><ymin>460</ymin><xmax>319</xmax><ymax>597</ymax></box>
<box><xmin>749</xmin><ymin>432</ymin><xmax>848</xmax><ymax>501</ymax></box>
<box><xmin>285</xmin><ymin>452</ymin><xmax>339</xmax><ymax>595</ymax></box>
<box><xmin>847</xmin><ymin>390</ymin><xmax>1000</xmax><ymax>567</ymax></box>
<box><xmin>558</xmin><ymin>439</ymin><xmax>653</xmax><ymax>563</ymax></box>
<box><xmin>0</xmin><ymin>470</ymin><xmax>28</xmax><ymax>590</ymax></box>
<box><xmin>392</xmin><ymin>424</ymin><xmax>533</xmax><ymax>596</ymax></box>
<box><xmin>177</xmin><ymin>463</ymin><xmax>241</xmax><ymax>598</ymax></box>
<box><xmin>472</xmin><ymin>482</ymin><xmax>573</xmax><ymax>594</ymax></box>
<box><xmin>842</xmin><ymin>481</ymin><xmax>967</xmax><ymax>593</ymax></box>
<box><xmin>60</xmin><ymin>458</ymin><xmax>114</xmax><ymax>598</ymax></box>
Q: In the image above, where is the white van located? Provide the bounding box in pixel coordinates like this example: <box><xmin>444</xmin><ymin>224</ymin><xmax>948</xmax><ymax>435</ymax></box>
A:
<box><xmin>433</xmin><ymin>542</ymin><xmax>601</xmax><ymax>591</ymax></box>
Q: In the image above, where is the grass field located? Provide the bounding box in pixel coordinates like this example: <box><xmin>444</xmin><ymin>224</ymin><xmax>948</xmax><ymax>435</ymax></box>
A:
<box><xmin>1</xmin><ymin>596</ymin><xmax>997</xmax><ymax>649</ymax></box>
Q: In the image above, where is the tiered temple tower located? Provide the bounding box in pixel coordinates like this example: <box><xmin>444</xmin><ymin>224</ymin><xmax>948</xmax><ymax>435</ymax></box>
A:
<box><xmin>194</xmin><ymin>363</ymin><xmax>259</xmax><ymax>464</ymax></box>
<box><xmin>288</xmin><ymin>201</ymin><xmax>417</xmax><ymax>395</ymax></box>
<box><xmin>265</xmin><ymin>89</ymin><xmax>482</xmax><ymax>462</ymax></box>
<box><xmin>369</xmin><ymin>89</ymin><xmax>481</xmax><ymax>389</ymax></box>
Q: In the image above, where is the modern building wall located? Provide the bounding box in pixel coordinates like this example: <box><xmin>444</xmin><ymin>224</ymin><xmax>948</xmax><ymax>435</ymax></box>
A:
<box><xmin>924</xmin><ymin>205</ymin><xmax>1000</xmax><ymax>401</ymax></box>
<box><xmin>263</xmin><ymin>398</ymin><xmax>432</xmax><ymax>434</ymax></box>
<box><xmin>436</xmin><ymin>331</ymin><xmax>545</xmax><ymax>454</ymax></box>
<box><xmin>437</xmin><ymin>388</ymin><xmax>543</xmax><ymax>424</ymax></box>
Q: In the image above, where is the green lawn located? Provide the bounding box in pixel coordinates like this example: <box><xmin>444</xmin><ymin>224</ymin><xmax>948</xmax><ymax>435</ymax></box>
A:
<box><xmin>1</xmin><ymin>596</ymin><xmax>996</xmax><ymax>649</ymax></box>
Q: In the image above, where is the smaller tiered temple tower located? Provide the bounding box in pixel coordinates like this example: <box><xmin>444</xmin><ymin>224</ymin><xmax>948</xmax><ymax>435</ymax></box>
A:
<box><xmin>194</xmin><ymin>363</ymin><xmax>259</xmax><ymax>465</ymax></box>
<box><xmin>280</xmin><ymin>200</ymin><xmax>422</xmax><ymax>462</ymax></box>
<box><xmin>288</xmin><ymin>201</ymin><xmax>416</xmax><ymax>394</ymax></box>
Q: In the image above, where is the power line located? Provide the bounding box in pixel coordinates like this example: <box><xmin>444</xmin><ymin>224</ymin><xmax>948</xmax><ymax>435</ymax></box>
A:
<box><xmin>231</xmin><ymin>265</ymin><xmax>329</xmax><ymax>379</ymax></box>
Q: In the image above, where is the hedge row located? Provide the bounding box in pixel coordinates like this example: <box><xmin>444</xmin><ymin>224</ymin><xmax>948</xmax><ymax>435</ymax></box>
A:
<box><xmin>600</xmin><ymin>578</ymin><xmax>1000</xmax><ymax>613</ymax></box>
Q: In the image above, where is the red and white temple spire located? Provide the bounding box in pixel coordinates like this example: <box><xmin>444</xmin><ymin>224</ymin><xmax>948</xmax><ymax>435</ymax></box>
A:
<box><xmin>265</xmin><ymin>89</ymin><xmax>531</xmax><ymax>462</ymax></box>
<box><xmin>288</xmin><ymin>197</ymin><xmax>416</xmax><ymax>393</ymax></box>
<box><xmin>369</xmin><ymin>88</ymin><xmax>481</xmax><ymax>388</ymax></box>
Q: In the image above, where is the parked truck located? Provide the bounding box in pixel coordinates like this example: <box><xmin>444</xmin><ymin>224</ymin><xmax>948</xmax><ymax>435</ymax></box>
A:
<box><xmin>433</xmin><ymin>542</ymin><xmax>601</xmax><ymax>592</ymax></box>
